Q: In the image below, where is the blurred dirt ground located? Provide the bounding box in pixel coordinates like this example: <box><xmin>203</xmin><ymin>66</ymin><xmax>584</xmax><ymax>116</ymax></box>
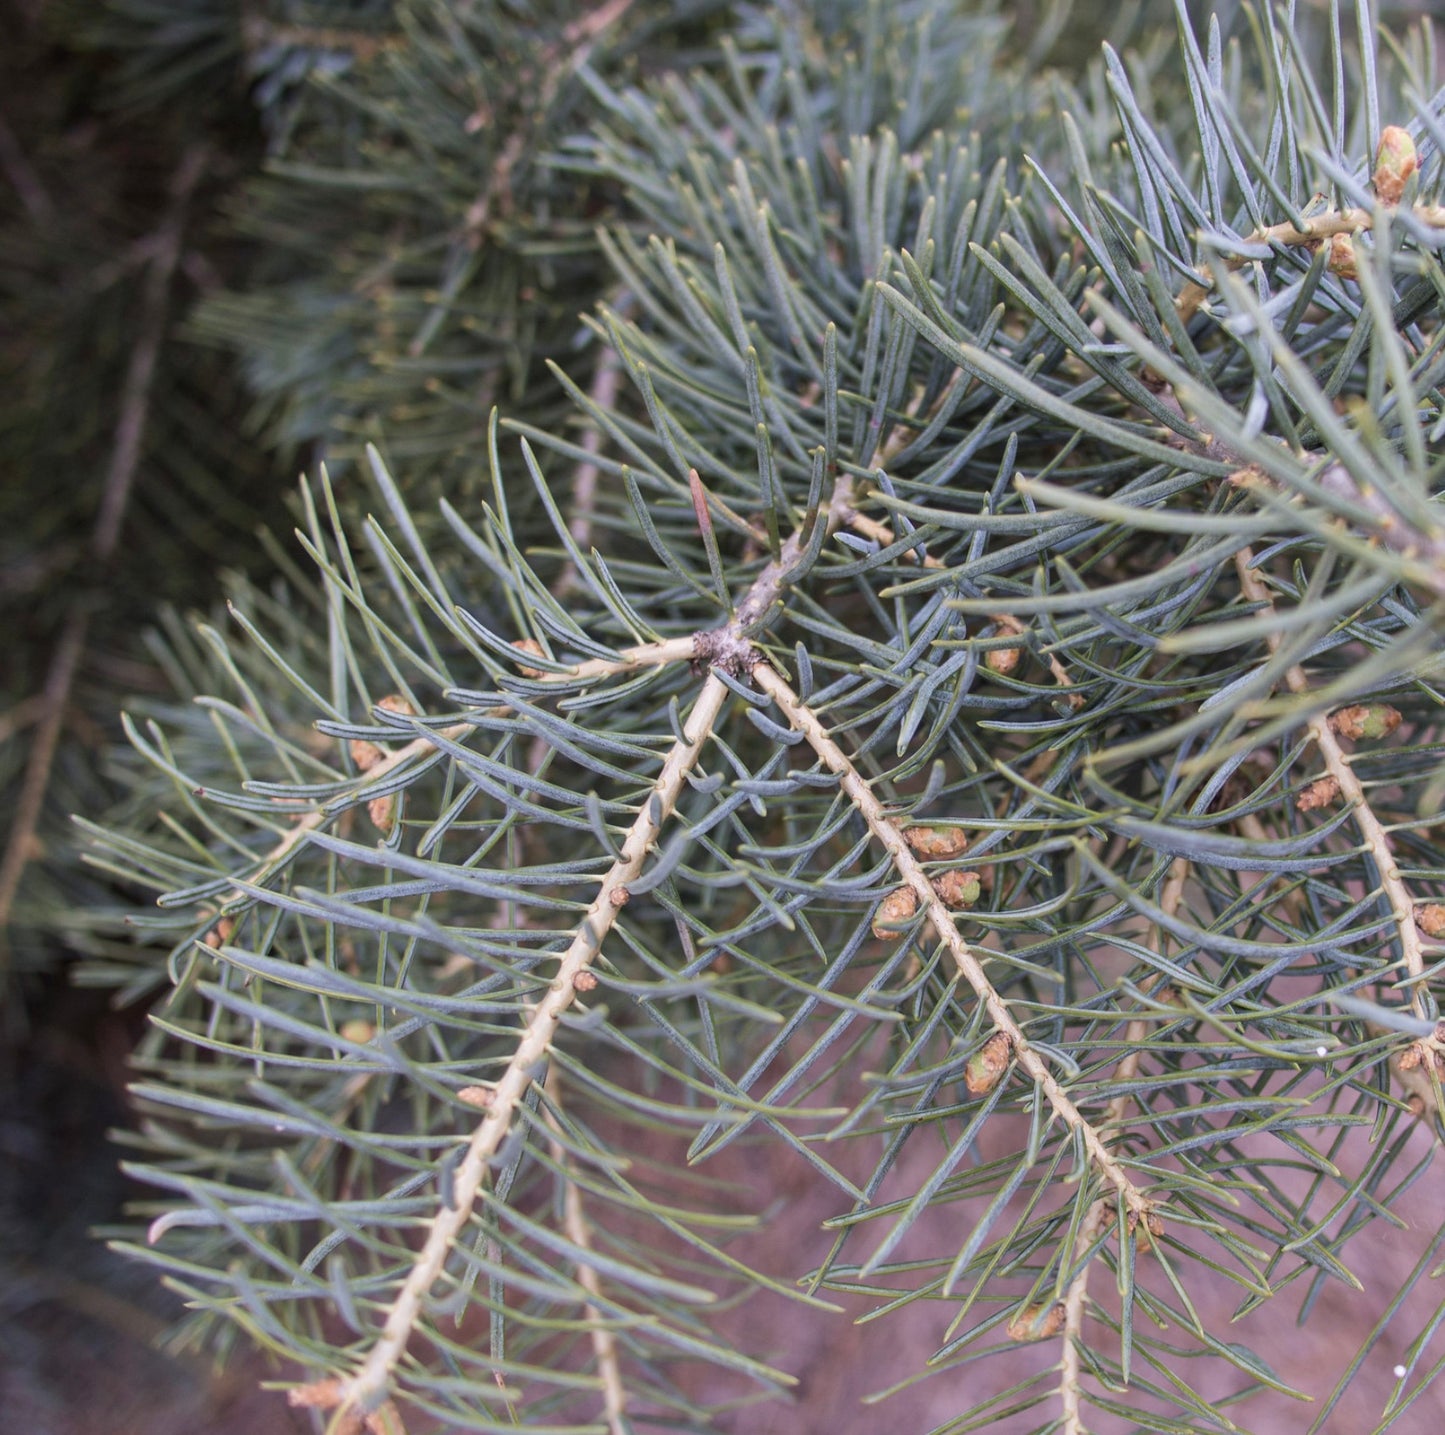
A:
<box><xmin>8</xmin><ymin>988</ymin><xmax>1442</xmax><ymax>1435</ymax></box>
<box><xmin>0</xmin><ymin>984</ymin><xmax>308</xmax><ymax>1435</ymax></box>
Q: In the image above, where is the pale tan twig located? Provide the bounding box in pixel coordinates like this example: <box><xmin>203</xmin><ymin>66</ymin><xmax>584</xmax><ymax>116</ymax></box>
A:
<box><xmin>1234</xmin><ymin>551</ymin><xmax>1427</xmax><ymax>1017</ymax></box>
<box><xmin>527</xmin><ymin>636</ymin><xmax>700</xmax><ymax>686</ymax></box>
<box><xmin>556</xmin><ymin>343</ymin><xmax>625</xmax><ymax>597</ymax></box>
<box><xmin>334</xmin><ymin>671</ymin><xmax>729</xmax><ymax>1419</ymax></box>
<box><xmin>0</xmin><ymin>107</ymin><xmax>53</xmax><ymax>222</ymax></box>
<box><xmin>750</xmin><ymin>662</ymin><xmax>1153</xmax><ymax>1222</ymax></box>
<box><xmin>542</xmin><ymin>1066</ymin><xmax>628</xmax><ymax>1435</ymax></box>
<box><xmin>1175</xmin><ymin>204</ymin><xmax>1445</xmax><ymax>324</ymax></box>
<box><xmin>239</xmin><ymin>17</ymin><xmax>402</xmax><ymax>63</ymax></box>
<box><xmin>1058</xmin><ymin>858</ymin><xmax>1187</xmax><ymax>1434</ymax></box>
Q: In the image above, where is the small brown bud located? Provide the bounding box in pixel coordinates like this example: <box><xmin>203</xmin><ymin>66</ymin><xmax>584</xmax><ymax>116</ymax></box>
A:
<box><xmin>512</xmin><ymin>637</ymin><xmax>547</xmax><ymax>678</ymax></box>
<box><xmin>1416</xmin><ymin>904</ymin><xmax>1445</xmax><ymax>938</ymax></box>
<box><xmin>350</xmin><ymin>738</ymin><xmax>385</xmax><ymax>772</ymax></box>
<box><xmin>1373</xmin><ymin>125</ymin><xmax>1417</xmax><ymax>206</ymax></box>
<box><xmin>1329</xmin><ymin>704</ymin><xmax>1402</xmax><ymax>741</ymax></box>
<box><xmin>289</xmin><ymin>1380</ymin><xmax>346</xmax><ymax>1411</ymax></box>
<box><xmin>1006</xmin><ymin>1302</ymin><xmax>1065</xmax><ymax>1342</ymax></box>
<box><xmin>872</xmin><ymin>885</ymin><xmax>919</xmax><ymax>938</ymax></box>
<box><xmin>457</xmin><ymin>1086</ymin><xmax>494</xmax><ymax>1109</ymax></box>
<box><xmin>965</xmin><ymin>1032</ymin><xmax>1012</xmax><ymax>1096</ymax></box>
<box><xmin>352</xmin><ymin>696</ymin><xmax>414</xmax><ymax>771</ymax></box>
<box><xmin>1326</xmin><ymin>233</ymin><xmax>1358</xmax><ymax>281</ymax></box>
<box><xmin>934</xmin><ymin>870</ymin><xmax>982</xmax><ymax>909</ymax></box>
<box><xmin>288</xmin><ymin>1381</ymin><xmax>405</xmax><ymax>1435</ymax></box>
<box><xmin>609</xmin><ymin>885</ymin><xmax>631</xmax><ymax>908</ymax></box>
<box><xmin>1129</xmin><ymin>1206</ymin><xmax>1166</xmax><ymax>1243</ymax></box>
<box><xmin>905</xmin><ymin>825</ymin><xmax>969</xmax><ymax>859</ymax></box>
<box><xmin>1296</xmin><ymin>775</ymin><xmax>1340</xmax><ymax>811</ymax></box>
<box><xmin>574</xmin><ymin>969</ymin><xmax>598</xmax><ymax>992</ymax></box>
<box><xmin>339</xmin><ymin>1019</ymin><xmax>376</xmax><ymax>1044</ymax></box>
<box><xmin>203</xmin><ymin>915</ymin><xmax>236</xmax><ymax>948</ymax></box>
<box><xmin>364</xmin><ymin>1401</ymin><xmax>407</xmax><ymax>1435</ymax></box>
<box><xmin>1398</xmin><ymin>1043</ymin><xmax>1424</xmax><ymax>1072</ymax></box>
<box><xmin>985</xmin><ymin>643</ymin><xmax>1022</xmax><ymax>676</ymax></box>
<box><xmin>368</xmin><ymin>793</ymin><xmax>397</xmax><ymax>831</ymax></box>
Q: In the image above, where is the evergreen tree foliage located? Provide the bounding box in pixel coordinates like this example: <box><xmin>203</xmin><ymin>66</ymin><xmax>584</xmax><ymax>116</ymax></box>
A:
<box><xmin>81</xmin><ymin>1</ymin><xmax>1445</xmax><ymax>1431</ymax></box>
<box><xmin>88</xmin><ymin>0</ymin><xmax>736</xmax><ymax>493</ymax></box>
<box><xmin>0</xmin><ymin>0</ymin><xmax>289</xmax><ymax>977</ymax></box>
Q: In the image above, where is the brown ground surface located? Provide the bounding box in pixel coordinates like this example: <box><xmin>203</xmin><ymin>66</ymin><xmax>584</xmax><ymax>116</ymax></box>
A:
<box><xmin>7</xmin><ymin>991</ymin><xmax>1444</xmax><ymax>1435</ymax></box>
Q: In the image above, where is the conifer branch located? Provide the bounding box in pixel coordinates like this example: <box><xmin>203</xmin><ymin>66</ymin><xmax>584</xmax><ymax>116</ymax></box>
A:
<box><xmin>1175</xmin><ymin>207</ymin><xmax>1442</xmax><ymax>323</ymax></box>
<box><xmin>0</xmin><ymin>144</ymin><xmax>206</xmax><ymax>953</ymax></box>
<box><xmin>1176</xmin><ymin>125</ymin><xmax>1424</xmax><ymax>323</ymax></box>
<box><xmin>330</xmin><ymin>671</ymin><xmax>729</xmax><ymax>1419</ymax></box>
<box><xmin>462</xmin><ymin>0</ymin><xmax>636</xmax><ymax>249</ymax></box>
<box><xmin>238</xmin><ymin>18</ymin><xmax>402</xmax><ymax>65</ymax></box>
<box><xmin>556</xmin><ymin>342</ymin><xmax>626</xmax><ymax>597</ymax></box>
<box><xmin>1233</xmin><ymin>550</ymin><xmax>1427</xmax><ymax>1017</ymax></box>
<box><xmin>1149</xmin><ymin>377</ymin><xmax>1445</xmax><ymax>598</ymax></box>
<box><xmin>1058</xmin><ymin>858</ymin><xmax>1188</xmax><ymax>1434</ymax></box>
<box><xmin>748</xmin><ymin>662</ymin><xmax>1153</xmax><ymax>1223</ymax></box>
<box><xmin>840</xmin><ymin>507</ymin><xmax>1081</xmax><ymax>701</ymax></box>
<box><xmin>216</xmin><ymin>636</ymin><xmax>698</xmax><ymax>912</ymax></box>
<box><xmin>543</xmin><ymin>1066</ymin><xmax>628</xmax><ymax>1435</ymax></box>
<box><xmin>217</xmin><ymin>722</ymin><xmax>471</xmax><ymax>912</ymax></box>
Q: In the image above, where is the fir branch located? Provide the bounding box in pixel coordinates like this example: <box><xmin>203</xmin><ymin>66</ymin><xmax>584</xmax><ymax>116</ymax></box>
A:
<box><xmin>330</xmin><ymin>671</ymin><xmax>730</xmax><ymax>1420</ymax></box>
<box><xmin>213</xmin><ymin>636</ymin><xmax>698</xmax><ymax>913</ymax></box>
<box><xmin>1058</xmin><ymin>857</ymin><xmax>1188</xmax><ymax>1435</ymax></box>
<box><xmin>1233</xmin><ymin>550</ymin><xmax>1428</xmax><ymax>1018</ymax></box>
<box><xmin>0</xmin><ymin>144</ymin><xmax>206</xmax><ymax>955</ymax></box>
<box><xmin>215</xmin><ymin>722</ymin><xmax>470</xmax><ymax>912</ymax></box>
<box><xmin>462</xmin><ymin>0</ymin><xmax>638</xmax><ymax>251</ymax></box>
<box><xmin>542</xmin><ymin>1065</ymin><xmax>628</xmax><ymax>1435</ymax></box>
<box><xmin>556</xmin><ymin>340</ymin><xmax>626</xmax><ymax>597</ymax></box>
<box><xmin>749</xmin><ymin>661</ymin><xmax>1154</xmax><ymax>1228</ymax></box>
<box><xmin>1145</xmin><ymin>366</ymin><xmax>1445</xmax><ymax>599</ymax></box>
<box><xmin>841</xmin><ymin>506</ymin><xmax>1082</xmax><ymax>701</ymax></box>
<box><xmin>0</xmin><ymin>106</ymin><xmax>53</xmax><ymax>222</ymax></box>
<box><xmin>1174</xmin><ymin>122</ymin><xmax>1432</xmax><ymax>325</ymax></box>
